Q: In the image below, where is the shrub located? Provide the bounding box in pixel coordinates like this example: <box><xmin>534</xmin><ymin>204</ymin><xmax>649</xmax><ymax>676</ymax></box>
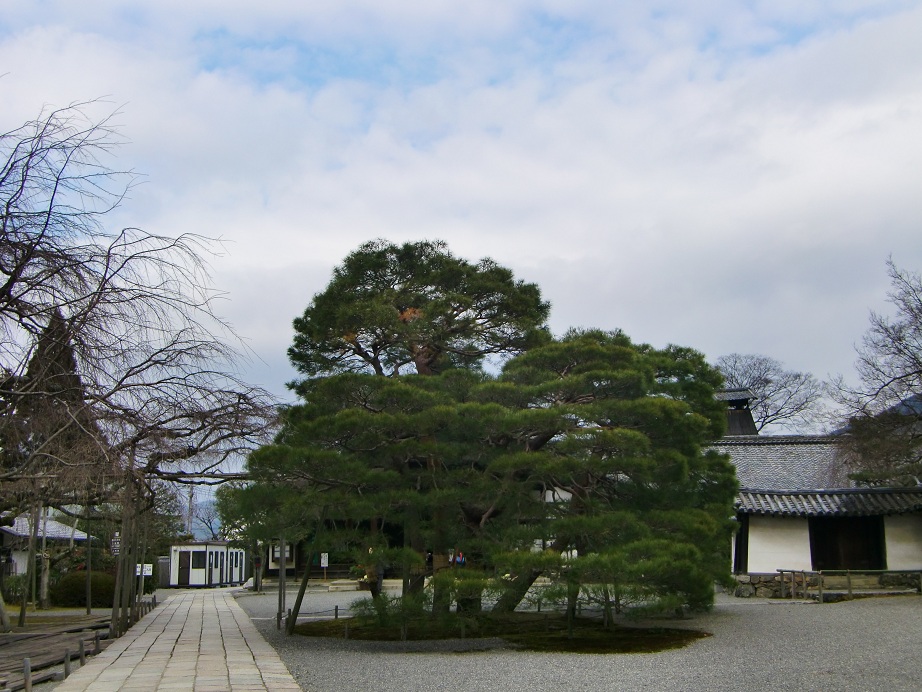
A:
<box><xmin>3</xmin><ymin>574</ymin><xmax>28</xmax><ymax>603</ymax></box>
<box><xmin>51</xmin><ymin>571</ymin><xmax>115</xmax><ymax>608</ymax></box>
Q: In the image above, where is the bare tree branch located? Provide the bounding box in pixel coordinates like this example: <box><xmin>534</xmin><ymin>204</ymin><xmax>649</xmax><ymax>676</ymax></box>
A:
<box><xmin>833</xmin><ymin>259</ymin><xmax>922</xmax><ymax>484</ymax></box>
<box><xmin>715</xmin><ymin>353</ymin><xmax>825</xmax><ymax>433</ymax></box>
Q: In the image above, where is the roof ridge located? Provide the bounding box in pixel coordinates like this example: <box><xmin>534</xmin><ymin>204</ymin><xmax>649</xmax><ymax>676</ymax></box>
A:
<box><xmin>740</xmin><ymin>487</ymin><xmax>922</xmax><ymax>495</ymax></box>
<box><xmin>715</xmin><ymin>435</ymin><xmax>840</xmax><ymax>445</ymax></box>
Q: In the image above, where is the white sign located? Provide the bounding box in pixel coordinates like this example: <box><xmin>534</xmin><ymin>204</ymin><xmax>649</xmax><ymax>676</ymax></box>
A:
<box><xmin>320</xmin><ymin>553</ymin><xmax>329</xmax><ymax>568</ymax></box>
<box><xmin>111</xmin><ymin>532</ymin><xmax>121</xmax><ymax>555</ymax></box>
<box><xmin>135</xmin><ymin>563</ymin><xmax>153</xmax><ymax>576</ymax></box>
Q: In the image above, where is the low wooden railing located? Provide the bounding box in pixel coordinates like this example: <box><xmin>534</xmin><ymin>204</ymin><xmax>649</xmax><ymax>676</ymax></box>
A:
<box><xmin>776</xmin><ymin>569</ymin><xmax>922</xmax><ymax>602</ymax></box>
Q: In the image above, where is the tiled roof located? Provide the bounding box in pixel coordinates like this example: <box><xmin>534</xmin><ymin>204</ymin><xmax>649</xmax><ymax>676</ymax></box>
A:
<box><xmin>713</xmin><ymin>435</ymin><xmax>851</xmax><ymax>491</ymax></box>
<box><xmin>1</xmin><ymin>514</ymin><xmax>91</xmax><ymax>541</ymax></box>
<box><xmin>738</xmin><ymin>488</ymin><xmax>922</xmax><ymax>517</ymax></box>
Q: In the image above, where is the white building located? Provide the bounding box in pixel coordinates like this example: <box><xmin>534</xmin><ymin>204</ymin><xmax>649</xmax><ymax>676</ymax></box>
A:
<box><xmin>0</xmin><ymin>513</ymin><xmax>92</xmax><ymax>576</ymax></box>
<box><xmin>714</xmin><ymin>392</ymin><xmax>922</xmax><ymax>581</ymax></box>
<box><xmin>168</xmin><ymin>541</ymin><xmax>246</xmax><ymax>587</ymax></box>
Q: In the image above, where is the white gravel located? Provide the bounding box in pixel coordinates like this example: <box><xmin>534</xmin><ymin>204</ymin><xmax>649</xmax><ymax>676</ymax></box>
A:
<box><xmin>233</xmin><ymin>587</ymin><xmax>922</xmax><ymax>692</ymax></box>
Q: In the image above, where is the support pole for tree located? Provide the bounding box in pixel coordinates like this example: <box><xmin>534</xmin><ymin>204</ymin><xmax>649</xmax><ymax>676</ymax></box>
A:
<box><xmin>276</xmin><ymin>536</ymin><xmax>286</xmax><ymax>630</ymax></box>
<box><xmin>85</xmin><ymin>509</ymin><xmax>93</xmax><ymax>615</ymax></box>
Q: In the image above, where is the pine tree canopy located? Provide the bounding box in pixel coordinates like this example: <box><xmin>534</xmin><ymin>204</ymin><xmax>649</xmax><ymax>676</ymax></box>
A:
<box><xmin>287</xmin><ymin>239</ymin><xmax>550</xmax><ymax>384</ymax></box>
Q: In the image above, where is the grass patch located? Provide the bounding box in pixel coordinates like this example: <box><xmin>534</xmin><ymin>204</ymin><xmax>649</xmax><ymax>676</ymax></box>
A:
<box><xmin>293</xmin><ymin>611</ymin><xmax>708</xmax><ymax>654</ymax></box>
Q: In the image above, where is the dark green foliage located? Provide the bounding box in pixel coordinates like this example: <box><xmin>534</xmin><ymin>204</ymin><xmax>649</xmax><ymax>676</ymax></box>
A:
<box><xmin>0</xmin><ymin>311</ymin><xmax>108</xmax><ymax>502</ymax></box>
<box><xmin>51</xmin><ymin>571</ymin><xmax>115</xmax><ymax>608</ymax></box>
<box><xmin>244</xmin><ymin>326</ymin><xmax>736</xmax><ymax>614</ymax></box>
<box><xmin>288</xmin><ymin>239</ymin><xmax>550</xmax><ymax>381</ymax></box>
<box><xmin>236</xmin><ymin>241</ymin><xmax>736</xmax><ymax>618</ymax></box>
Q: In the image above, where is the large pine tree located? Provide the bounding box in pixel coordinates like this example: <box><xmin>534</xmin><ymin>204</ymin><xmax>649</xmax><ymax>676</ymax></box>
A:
<box><xmin>239</xmin><ymin>241</ymin><xmax>737</xmax><ymax>619</ymax></box>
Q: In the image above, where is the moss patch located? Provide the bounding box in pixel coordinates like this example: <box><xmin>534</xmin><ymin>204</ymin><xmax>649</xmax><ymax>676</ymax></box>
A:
<box><xmin>294</xmin><ymin>612</ymin><xmax>709</xmax><ymax>654</ymax></box>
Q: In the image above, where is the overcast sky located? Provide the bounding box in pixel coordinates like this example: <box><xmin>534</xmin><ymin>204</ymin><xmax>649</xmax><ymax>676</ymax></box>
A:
<box><xmin>3</xmin><ymin>1</ymin><xmax>921</xmax><ymax>411</ymax></box>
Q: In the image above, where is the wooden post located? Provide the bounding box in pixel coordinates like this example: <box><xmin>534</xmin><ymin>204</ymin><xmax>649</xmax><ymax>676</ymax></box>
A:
<box><xmin>79</xmin><ymin>639</ymin><xmax>86</xmax><ymax>665</ymax></box>
<box><xmin>64</xmin><ymin>649</ymin><xmax>71</xmax><ymax>678</ymax></box>
<box><xmin>334</xmin><ymin>605</ymin><xmax>339</xmax><ymax>619</ymax></box>
<box><xmin>847</xmin><ymin>570</ymin><xmax>853</xmax><ymax>599</ymax></box>
<box><xmin>94</xmin><ymin>632</ymin><xmax>100</xmax><ymax>654</ymax></box>
<box><xmin>818</xmin><ymin>571</ymin><xmax>824</xmax><ymax>603</ymax></box>
<box><xmin>23</xmin><ymin>657</ymin><xmax>32</xmax><ymax>691</ymax></box>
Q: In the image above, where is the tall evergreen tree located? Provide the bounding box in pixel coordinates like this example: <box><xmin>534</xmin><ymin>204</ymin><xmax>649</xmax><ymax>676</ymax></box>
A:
<box><xmin>243</xmin><ymin>317</ymin><xmax>737</xmax><ymax>617</ymax></box>
<box><xmin>0</xmin><ymin>309</ymin><xmax>109</xmax><ymax>498</ymax></box>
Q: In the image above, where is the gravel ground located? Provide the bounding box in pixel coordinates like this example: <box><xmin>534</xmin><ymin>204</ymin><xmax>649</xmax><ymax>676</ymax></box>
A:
<box><xmin>233</xmin><ymin>587</ymin><xmax>922</xmax><ymax>692</ymax></box>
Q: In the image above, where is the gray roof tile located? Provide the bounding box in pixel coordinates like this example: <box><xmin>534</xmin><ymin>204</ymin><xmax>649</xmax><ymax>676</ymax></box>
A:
<box><xmin>1</xmin><ymin>514</ymin><xmax>92</xmax><ymax>541</ymax></box>
<box><xmin>738</xmin><ymin>488</ymin><xmax>922</xmax><ymax>517</ymax></box>
<box><xmin>713</xmin><ymin>435</ymin><xmax>850</xmax><ymax>491</ymax></box>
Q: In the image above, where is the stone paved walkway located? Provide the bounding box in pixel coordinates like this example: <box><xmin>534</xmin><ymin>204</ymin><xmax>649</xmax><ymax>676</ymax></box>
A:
<box><xmin>53</xmin><ymin>590</ymin><xmax>301</xmax><ymax>691</ymax></box>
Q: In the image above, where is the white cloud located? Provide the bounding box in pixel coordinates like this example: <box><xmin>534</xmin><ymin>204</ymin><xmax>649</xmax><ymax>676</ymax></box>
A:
<box><xmin>2</xmin><ymin>1</ymin><xmax>921</xmax><ymax>408</ymax></box>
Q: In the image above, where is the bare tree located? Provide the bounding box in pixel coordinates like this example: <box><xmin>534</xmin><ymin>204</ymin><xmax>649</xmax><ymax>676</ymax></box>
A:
<box><xmin>833</xmin><ymin>260</ymin><xmax>922</xmax><ymax>485</ymax></box>
<box><xmin>194</xmin><ymin>499</ymin><xmax>223</xmax><ymax>540</ymax></box>
<box><xmin>0</xmin><ymin>101</ymin><xmax>277</xmax><ymax>631</ymax></box>
<box><xmin>715</xmin><ymin>353</ymin><xmax>825</xmax><ymax>433</ymax></box>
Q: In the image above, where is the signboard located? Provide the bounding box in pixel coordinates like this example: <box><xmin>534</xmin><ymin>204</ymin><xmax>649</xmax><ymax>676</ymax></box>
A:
<box><xmin>135</xmin><ymin>563</ymin><xmax>153</xmax><ymax>576</ymax></box>
<box><xmin>320</xmin><ymin>553</ymin><xmax>329</xmax><ymax>568</ymax></box>
<box><xmin>111</xmin><ymin>532</ymin><xmax>121</xmax><ymax>555</ymax></box>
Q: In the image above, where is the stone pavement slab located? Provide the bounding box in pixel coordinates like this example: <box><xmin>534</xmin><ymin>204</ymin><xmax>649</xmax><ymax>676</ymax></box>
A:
<box><xmin>53</xmin><ymin>590</ymin><xmax>301</xmax><ymax>691</ymax></box>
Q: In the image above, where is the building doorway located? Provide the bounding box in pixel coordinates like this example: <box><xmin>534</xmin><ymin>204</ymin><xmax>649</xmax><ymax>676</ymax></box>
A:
<box><xmin>809</xmin><ymin>516</ymin><xmax>885</xmax><ymax>570</ymax></box>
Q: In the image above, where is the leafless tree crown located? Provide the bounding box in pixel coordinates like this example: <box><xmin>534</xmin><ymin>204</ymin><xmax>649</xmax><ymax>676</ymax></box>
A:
<box><xmin>715</xmin><ymin>353</ymin><xmax>825</xmax><ymax>433</ymax></box>
<box><xmin>0</xmin><ymin>101</ymin><xmax>277</xmax><ymax>510</ymax></box>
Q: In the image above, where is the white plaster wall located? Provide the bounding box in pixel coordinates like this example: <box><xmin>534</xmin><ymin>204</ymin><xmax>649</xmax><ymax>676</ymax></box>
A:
<box><xmin>885</xmin><ymin>515</ymin><xmax>922</xmax><ymax>569</ymax></box>
<box><xmin>11</xmin><ymin>549</ymin><xmax>28</xmax><ymax>575</ymax></box>
<box><xmin>747</xmin><ymin>515</ymin><xmax>812</xmax><ymax>572</ymax></box>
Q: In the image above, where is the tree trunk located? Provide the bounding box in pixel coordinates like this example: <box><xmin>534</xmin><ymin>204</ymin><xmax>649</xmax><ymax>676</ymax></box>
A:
<box><xmin>39</xmin><ymin>507</ymin><xmax>50</xmax><ymax>609</ymax></box>
<box><xmin>566</xmin><ymin>580</ymin><xmax>579</xmax><ymax>640</ymax></box>
<box><xmin>39</xmin><ymin>556</ymin><xmax>50</xmax><ymax>610</ymax></box>
<box><xmin>287</xmin><ymin>522</ymin><xmax>324</xmax><ymax>636</ymax></box>
<box><xmin>402</xmin><ymin>508</ymin><xmax>426</xmax><ymax>597</ymax></box>
<box><xmin>18</xmin><ymin>503</ymin><xmax>40</xmax><ymax>627</ymax></box>
<box><xmin>491</xmin><ymin>568</ymin><xmax>542</xmax><ymax>613</ymax></box>
<box><xmin>0</xmin><ymin>590</ymin><xmax>10</xmax><ymax>632</ymax></box>
<box><xmin>286</xmin><ymin>549</ymin><xmax>314</xmax><ymax>636</ymax></box>
<box><xmin>602</xmin><ymin>586</ymin><xmax>614</xmax><ymax>629</ymax></box>
<box><xmin>430</xmin><ymin>507</ymin><xmax>450</xmax><ymax>616</ymax></box>
<box><xmin>136</xmin><ymin>514</ymin><xmax>149</xmax><ymax>615</ymax></box>
<box><xmin>111</xmin><ymin>480</ymin><xmax>138</xmax><ymax>637</ymax></box>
